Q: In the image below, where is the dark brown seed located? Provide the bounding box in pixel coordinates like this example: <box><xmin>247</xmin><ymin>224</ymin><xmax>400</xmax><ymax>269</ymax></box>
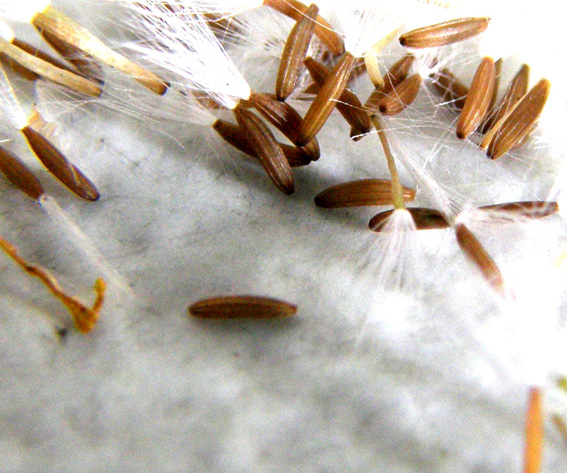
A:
<box><xmin>479</xmin><ymin>201</ymin><xmax>558</xmax><ymax>219</ymax></box>
<box><xmin>456</xmin><ymin>56</ymin><xmax>496</xmax><ymax>139</ymax></box>
<box><xmin>298</xmin><ymin>52</ymin><xmax>356</xmax><ymax>146</ymax></box>
<box><xmin>276</xmin><ymin>3</ymin><xmax>319</xmax><ymax>100</ymax></box>
<box><xmin>372</xmin><ymin>73</ymin><xmax>422</xmax><ymax>116</ymax></box>
<box><xmin>429</xmin><ymin>67</ymin><xmax>469</xmax><ymax>110</ymax></box>
<box><xmin>0</xmin><ymin>145</ymin><xmax>45</xmax><ymax>200</ymax></box>
<box><xmin>400</xmin><ymin>17</ymin><xmax>490</xmax><ymax>48</ymax></box>
<box><xmin>369</xmin><ymin>207</ymin><xmax>450</xmax><ymax>231</ymax></box>
<box><xmin>188</xmin><ymin>295</ymin><xmax>297</xmax><ymax>319</ymax></box>
<box><xmin>455</xmin><ymin>223</ymin><xmax>505</xmax><ymax>297</ymax></box>
<box><xmin>315</xmin><ymin>179</ymin><xmax>415</xmax><ymax>208</ymax></box>
<box><xmin>21</xmin><ymin>126</ymin><xmax>100</xmax><ymax>201</ymax></box>
<box><xmin>233</xmin><ymin>108</ymin><xmax>295</xmax><ymax>194</ymax></box>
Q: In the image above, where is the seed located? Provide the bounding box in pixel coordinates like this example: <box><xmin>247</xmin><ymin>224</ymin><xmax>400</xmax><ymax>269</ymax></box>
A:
<box><xmin>0</xmin><ymin>145</ymin><xmax>45</xmax><ymax>200</ymax></box>
<box><xmin>276</xmin><ymin>3</ymin><xmax>319</xmax><ymax>101</ymax></box>
<box><xmin>456</xmin><ymin>56</ymin><xmax>496</xmax><ymax>140</ymax></box>
<box><xmin>369</xmin><ymin>207</ymin><xmax>450</xmax><ymax>231</ymax></box>
<box><xmin>430</xmin><ymin>67</ymin><xmax>469</xmax><ymax>110</ymax></box>
<box><xmin>400</xmin><ymin>17</ymin><xmax>490</xmax><ymax>49</ymax></box>
<box><xmin>298</xmin><ymin>52</ymin><xmax>356</xmax><ymax>146</ymax></box>
<box><xmin>382</xmin><ymin>54</ymin><xmax>415</xmax><ymax>95</ymax></box>
<box><xmin>315</xmin><ymin>179</ymin><xmax>415</xmax><ymax>208</ymax></box>
<box><xmin>479</xmin><ymin>201</ymin><xmax>558</xmax><ymax>219</ymax></box>
<box><xmin>21</xmin><ymin>126</ymin><xmax>100</xmax><ymax>201</ymax></box>
<box><xmin>455</xmin><ymin>223</ymin><xmax>505</xmax><ymax>296</ymax></box>
<box><xmin>480</xmin><ymin>57</ymin><xmax>502</xmax><ymax>133</ymax></box>
<box><xmin>233</xmin><ymin>108</ymin><xmax>295</xmax><ymax>195</ymax></box>
<box><xmin>188</xmin><ymin>295</ymin><xmax>297</xmax><ymax>319</ymax></box>
<box><xmin>486</xmin><ymin>78</ymin><xmax>550</xmax><ymax>160</ymax></box>
<box><xmin>364</xmin><ymin>27</ymin><xmax>402</xmax><ymax>89</ymax></box>
<box><xmin>523</xmin><ymin>387</ymin><xmax>543</xmax><ymax>473</ymax></box>
<box><xmin>372</xmin><ymin>73</ymin><xmax>423</xmax><ymax>116</ymax></box>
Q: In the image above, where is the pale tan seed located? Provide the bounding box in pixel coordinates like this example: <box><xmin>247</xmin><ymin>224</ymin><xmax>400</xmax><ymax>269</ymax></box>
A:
<box><xmin>455</xmin><ymin>223</ymin><xmax>505</xmax><ymax>297</ymax></box>
<box><xmin>479</xmin><ymin>201</ymin><xmax>558</xmax><ymax>219</ymax></box>
<box><xmin>315</xmin><ymin>179</ymin><xmax>415</xmax><ymax>208</ymax></box>
<box><xmin>21</xmin><ymin>126</ymin><xmax>100</xmax><ymax>201</ymax></box>
<box><xmin>233</xmin><ymin>108</ymin><xmax>295</xmax><ymax>195</ymax></box>
<box><xmin>0</xmin><ymin>145</ymin><xmax>45</xmax><ymax>200</ymax></box>
<box><xmin>487</xmin><ymin>78</ymin><xmax>550</xmax><ymax>159</ymax></box>
<box><xmin>32</xmin><ymin>6</ymin><xmax>168</xmax><ymax>95</ymax></box>
<box><xmin>188</xmin><ymin>295</ymin><xmax>297</xmax><ymax>319</ymax></box>
<box><xmin>369</xmin><ymin>207</ymin><xmax>450</xmax><ymax>231</ymax></box>
<box><xmin>373</xmin><ymin>73</ymin><xmax>422</xmax><ymax>116</ymax></box>
<box><xmin>524</xmin><ymin>387</ymin><xmax>544</xmax><ymax>473</ymax></box>
<box><xmin>400</xmin><ymin>17</ymin><xmax>490</xmax><ymax>49</ymax></box>
<box><xmin>298</xmin><ymin>53</ymin><xmax>356</xmax><ymax>146</ymax></box>
<box><xmin>456</xmin><ymin>56</ymin><xmax>496</xmax><ymax>140</ymax></box>
<box><xmin>430</xmin><ymin>67</ymin><xmax>469</xmax><ymax>110</ymax></box>
<box><xmin>276</xmin><ymin>3</ymin><xmax>319</xmax><ymax>100</ymax></box>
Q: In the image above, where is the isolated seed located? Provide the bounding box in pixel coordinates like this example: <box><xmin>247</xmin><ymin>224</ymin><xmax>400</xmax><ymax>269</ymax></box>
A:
<box><xmin>369</xmin><ymin>207</ymin><xmax>450</xmax><ymax>231</ymax></box>
<box><xmin>189</xmin><ymin>295</ymin><xmax>297</xmax><ymax>319</ymax></box>
<box><xmin>21</xmin><ymin>126</ymin><xmax>100</xmax><ymax>201</ymax></box>
<box><xmin>430</xmin><ymin>67</ymin><xmax>469</xmax><ymax>110</ymax></box>
<box><xmin>524</xmin><ymin>387</ymin><xmax>543</xmax><ymax>473</ymax></box>
<box><xmin>456</xmin><ymin>57</ymin><xmax>496</xmax><ymax>140</ymax></box>
<box><xmin>373</xmin><ymin>73</ymin><xmax>423</xmax><ymax>116</ymax></box>
<box><xmin>479</xmin><ymin>201</ymin><xmax>558</xmax><ymax>219</ymax></box>
<box><xmin>315</xmin><ymin>179</ymin><xmax>415</xmax><ymax>208</ymax></box>
<box><xmin>0</xmin><ymin>145</ymin><xmax>45</xmax><ymax>200</ymax></box>
<box><xmin>400</xmin><ymin>17</ymin><xmax>490</xmax><ymax>48</ymax></box>
<box><xmin>233</xmin><ymin>108</ymin><xmax>295</xmax><ymax>195</ymax></box>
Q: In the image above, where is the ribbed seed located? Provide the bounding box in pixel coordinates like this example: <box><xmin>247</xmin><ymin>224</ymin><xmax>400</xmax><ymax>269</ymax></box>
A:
<box><xmin>479</xmin><ymin>201</ymin><xmax>558</xmax><ymax>219</ymax></box>
<box><xmin>455</xmin><ymin>223</ymin><xmax>505</xmax><ymax>296</ymax></box>
<box><xmin>276</xmin><ymin>3</ymin><xmax>318</xmax><ymax>100</ymax></box>
<box><xmin>369</xmin><ymin>207</ymin><xmax>449</xmax><ymax>231</ymax></box>
<box><xmin>233</xmin><ymin>108</ymin><xmax>295</xmax><ymax>195</ymax></box>
<box><xmin>189</xmin><ymin>295</ymin><xmax>297</xmax><ymax>319</ymax></box>
<box><xmin>21</xmin><ymin>126</ymin><xmax>100</xmax><ymax>201</ymax></box>
<box><xmin>491</xmin><ymin>64</ymin><xmax>530</xmax><ymax>127</ymax></box>
<box><xmin>315</xmin><ymin>179</ymin><xmax>415</xmax><ymax>208</ymax></box>
<box><xmin>524</xmin><ymin>387</ymin><xmax>543</xmax><ymax>473</ymax></box>
<box><xmin>430</xmin><ymin>67</ymin><xmax>469</xmax><ymax>110</ymax></box>
<box><xmin>487</xmin><ymin>78</ymin><xmax>550</xmax><ymax>159</ymax></box>
<box><xmin>0</xmin><ymin>145</ymin><xmax>45</xmax><ymax>200</ymax></box>
<box><xmin>383</xmin><ymin>54</ymin><xmax>415</xmax><ymax>95</ymax></box>
<box><xmin>456</xmin><ymin>57</ymin><xmax>496</xmax><ymax>139</ymax></box>
<box><xmin>298</xmin><ymin>53</ymin><xmax>356</xmax><ymax>146</ymax></box>
<box><xmin>480</xmin><ymin>57</ymin><xmax>502</xmax><ymax>133</ymax></box>
<box><xmin>263</xmin><ymin>0</ymin><xmax>344</xmax><ymax>55</ymax></box>
<box><xmin>304</xmin><ymin>57</ymin><xmax>371</xmax><ymax>137</ymax></box>
<box><xmin>373</xmin><ymin>73</ymin><xmax>422</xmax><ymax>116</ymax></box>
<box><xmin>400</xmin><ymin>17</ymin><xmax>490</xmax><ymax>48</ymax></box>
<box><xmin>212</xmin><ymin>119</ymin><xmax>311</xmax><ymax>167</ymax></box>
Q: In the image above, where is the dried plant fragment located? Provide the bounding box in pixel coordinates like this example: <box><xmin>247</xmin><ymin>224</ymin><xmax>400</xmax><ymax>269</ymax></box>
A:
<box><xmin>31</xmin><ymin>6</ymin><xmax>168</xmax><ymax>95</ymax></box>
<box><xmin>21</xmin><ymin>126</ymin><xmax>100</xmax><ymax>201</ymax></box>
<box><xmin>369</xmin><ymin>207</ymin><xmax>449</xmax><ymax>231</ymax></box>
<box><xmin>430</xmin><ymin>67</ymin><xmax>469</xmax><ymax>110</ymax></box>
<box><xmin>233</xmin><ymin>108</ymin><xmax>295</xmax><ymax>195</ymax></box>
<box><xmin>479</xmin><ymin>201</ymin><xmax>558</xmax><ymax>219</ymax></box>
<box><xmin>455</xmin><ymin>222</ymin><xmax>505</xmax><ymax>296</ymax></box>
<box><xmin>399</xmin><ymin>17</ymin><xmax>490</xmax><ymax>48</ymax></box>
<box><xmin>189</xmin><ymin>295</ymin><xmax>297</xmax><ymax>319</ymax></box>
<box><xmin>276</xmin><ymin>3</ymin><xmax>318</xmax><ymax>100</ymax></box>
<box><xmin>0</xmin><ymin>145</ymin><xmax>45</xmax><ymax>200</ymax></box>
<box><xmin>372</xmin><ymin>73</ymin><xmax>422</xmax><ymax>116</ymax></box>
<box><xmin>0</xmin><ymin>236</ymin><xmax>106</xmax><ymax>333</ymax></box>
<box><xmin>298</xmin><ymin>53</ymin><xmax>356</xmax><ymax>146</ymax></box>
<box><xmin>315</xmin><ymin>179</ymin><xmax>415</xmax><ymax>208</ymax></box>
<box><xmin>456</xmin><ymin>57</ymin><xmax>496</xmax><ymax>140</ymax></box>
<box><xmin>524</xmin><ymin>387</ymin><xmax>543</xmax><ymax>473</ymax></box>
<box><xmin>486</xmin><ymin>78</ymin><xmax>550</xmax><ymax>159</ymax></box>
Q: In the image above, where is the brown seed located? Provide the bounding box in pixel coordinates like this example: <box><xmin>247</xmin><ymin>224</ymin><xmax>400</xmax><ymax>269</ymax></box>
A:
<box><xmin>212</xmin><ymin>119</ymin><xmax>312</xmax><ymax>167</ymax></box>
<box><xmin>369</xmin><ymin>207</ymin><xmax>450</xmax><ymax>231</ymax></box>
<box><xmin>315</xmin><ymin>179</ymin><xmax>415</xmax><ymax>208</ymax></box>
<box><xmin>382</xmin><ymin>54</ymin><xmax>415</xmax><ymax>95</ymax></box>
<box><xmin>298</xmin><ymin>52</ymin><xmax>356</xmax><ymax>146</ymax></box>
<box><xmin>304</xmin><ymin>57</ymin><xmax>371</xmax><ymax>138</ymax></box>
<box><xmin>233</xmin><ymin>108</ymin><xmax>295</xmax><ymax>194</ymax></box>
<box><xmin>372</xmin><ymin>73</ymin><xmax>422</xmax><ymax>116</ymax></box>
<box><xmin>430</xmin><ymin>67</ymin><xmax>469</xmax><ymax>110</ymax></box>
<box><xmin>455</xmin><ymin>222</ymin><xmax>505</xmax><ymax>296</ymax></box>
<box><xmin>21</xmin><ymin>126</ymin><xmax>100</xmax><ymax>201</ymax></box>
<box><xmin>490</xmin><ymin>64</ymin><xmax>530</xmax><ymax>127</ymax></box>
<box><xmin>399</xmin><ymin>17</ymin><xmax>490</xmax><ymax>49</ymax></box>
<box><xmin>479</xmin><ymin>201</ymin><xmax>558</xmax><ymax>219</ymax></box>
<box><xmin>485</xmin><ymin>78</ymin><xmax>550</xmax><ymax>159</ymax></box>
<box><xmin>276</xmin><ymin>3</ymin><xmax>319</xmax><ymax>100</ymax></box>
<box><xmin>263</xmin><ymin>0</ymin><xmax>344</xmax><ymax>55</ymax></box>
<box><xmin>31</xmin><ymin>6</ymin><xmax>168</xmax><ymax>95</ymax></box>
<box><xmin>188</xmin><ymin>295</ymin><xmax>297</xmax><ymax>319</ymax></box>
<box><xmin>0</xmin><ymin>145</ymin><xmax>45</xmax><ymax>200</ymax></box>
<box><xmin>480</xmin><ymin>57</ymin><xmax>502</xmax><ymax>133</ymax></box>
<box><xmin>524</xmin><ymin>387</ymin><xmax>543</xmax><ymax>473</ymax></box>
<box><xmin>456</xmin><ymin>57</ymin><xmax>496</xmax><ymax>140</ymax></box>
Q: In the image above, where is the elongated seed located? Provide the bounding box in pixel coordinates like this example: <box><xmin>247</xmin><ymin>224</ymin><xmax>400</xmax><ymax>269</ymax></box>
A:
<box><xmin>383</xmin><ymin>54</ymin><xmax>415</xmax><ymax>95</ymax></box>
<box><xmin>369</xmin><ymin>207</ymin><xmax>449</xmax><ymax>231</ymax></box>
<box><xmin>373</xmin><ymin>73</ymin><xmax>422</xmax><ymax>116</ymax></box>
<box><xmin>304</xmin><ymin>57</ymin><xmax>371</xmax><ymax>137</ymax></box>
<box><xmin>315</xmin><ymin>179</ymin><xmax>415</xmax><ymax>208</ymax></box>
<box><xmin>0</xmin><ymin>145</ymin><xmax>45</xmax><ymax>200</ymax></box>
<box><xmin>233</xmin><ymin>108</ymin><xmax>295</xmax><ymax>194</ymax></box>
<box><xmin>189</xmin><ymin>295</ymin><xmax>297</xmax><ymax>319</ymax></box>
<box><xmin>430</xmin><ymin>67</ymin><xmax>469</xmax><ymax>110</ymax></box>
<box><xmin>455</xmin><ymin>222</ymin><xmax>505</xmax><ymax>296</ymax></box>
<box><xmin>487</xmin><ymin>78</ymin><xmax>550</xmax><ymax>159</ymax></box>
<box><xmin>298</xmin><ymin>53</ymin><xmax>355</xmax><ymax>146</ymax></box>
<box><xmin>524</xmin><ymin>387</ymin><xmax>543</xmax><ymax>473</ymax></box>
<box><xmin>456</xmin><ymin>57</ymin><xmax>496</xmax><ymax>139</ymax></box>
<box><xmin>479</xmin><ymin>201</ymin><xmax>558</xmax><ymax>219</ymax></box>
<box><xmin>21</xmin><ymin>126</ymin><xmax>100</xmax><ymax>201</ymax></box>
<box><xmin>213</xmin><ymin>119</ymin><xmax>311</xmax><ymax>167</ymax></box>
<box><xmin>276</xmin><ymin>3</ymin><xmax>318</xmax><ymax>100</ymax></box>
<box><xmin>400</xmin><ymin>17</ymin><xmax>490</xmax><ymax>48</ymax></box>
<box><xmin>480</xmin><ymin>57</ymin><xmax>502</xmax><ymax>133</ymax></box>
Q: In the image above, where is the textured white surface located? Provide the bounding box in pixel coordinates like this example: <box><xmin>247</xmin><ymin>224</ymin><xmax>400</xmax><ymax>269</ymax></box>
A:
<box><xmin>1</xmin><ymin>1</ymin><xmax>567</xmax><ymax>472</ymax></box>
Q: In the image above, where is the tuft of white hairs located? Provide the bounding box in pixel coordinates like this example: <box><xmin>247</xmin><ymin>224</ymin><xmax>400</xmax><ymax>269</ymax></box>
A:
<box><xmin>0</xmin><ymin>0</ymin><xmax>51</xmax><ymax>23</ymax></box>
